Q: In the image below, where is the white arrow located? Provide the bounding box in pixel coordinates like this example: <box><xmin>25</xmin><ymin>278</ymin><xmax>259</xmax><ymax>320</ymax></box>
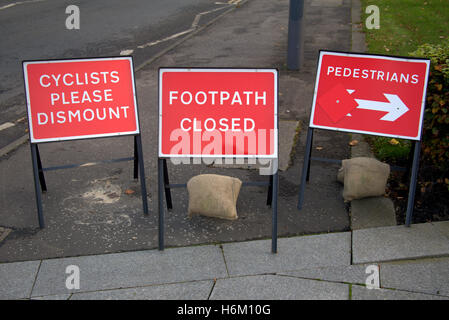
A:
<box><xmin>354</xmin><ymin>94</ymin><xmax>409</xmax><ymax>121</ymax></box>
<box><xmin>345</xmin><ymin>90</ymin><xmax>409</xmax><ymax>121</ymax></box>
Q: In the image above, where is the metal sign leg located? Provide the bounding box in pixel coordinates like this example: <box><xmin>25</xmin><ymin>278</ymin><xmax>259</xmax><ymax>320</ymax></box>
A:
<box><xmin>135</xmin><ymin>134</ymin><xmax>148</xmax><ymax>215</ymax></box>
<box><xmin>35</xmin><ymin>144</ymin><xmax>47</xmax><ymax>192</ymax></box>
<box><xmin>272</xmin><ymin>170</ymin><xmax>279</xmax><ymax>253</ymax></box>
<box><xmin>266</xmin><ymin>174</ymin><xmax>273</xmax><ymax>206</ymax></box>
<box><xmin>30</xmin><ymin>144</ymin><xmax>45</xmax><ymax>228</ymax></box>
<box><xmin>162</xmin><ymin>159</ymin><xmax>173</xmax><ymax>210</ymax></box>
<box><xmin>306</xmin><ymin>128</ymin><xmax>314</xmax><ymax>182</ymax></box>
<box><xmin>158</xmin><ymin>158</ymin><xmax>165</xmax><ymax>250</ymax></box>
<box><xmin>297</xmin><ymin>127</ymin><xmax>314</xmax><ymax>210</ymax></box>
<box><xmin>405</xmin><ymin>141</ymin><xmax>421</xmax><ymax>227</ymax></box>
<box><xmin>133</xmin><ymin>135</ymin><xmax>138</xmax><ymax>180</ymax></box>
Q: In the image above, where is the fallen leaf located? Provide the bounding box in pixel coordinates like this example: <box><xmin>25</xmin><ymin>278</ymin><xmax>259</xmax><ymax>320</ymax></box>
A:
<box><xmin>389</xmin><ymin>138</ymin><xmax>399</xmax><ymax>145</ymax></box>
<box><xmin>124</xmin><ymin>189</ymin><xmax>135</xmax><ymax>195</ymax></box>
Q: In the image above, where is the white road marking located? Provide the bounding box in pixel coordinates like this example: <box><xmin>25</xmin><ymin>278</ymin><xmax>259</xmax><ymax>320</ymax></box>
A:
<box><xmin>0</xmin><ymin>0</ymin><xmax>46</xmax><ymax>11</ymax></box>
<box><xmin>135</xmin><ymin>4</ymin><xmax>232</xmax><ymax>50</ymax></box>
<box><xmin>137</xmin><ymin>28</ymin><xmax>195</xmax><ymax>49</ymax></box>
<box><xmin>120</xmin><ymin>49</ymin><xmax>134</xmax><ymax>55</ymax></box>
<box><xmin>0</xmin><ymin>122</ymin><xmax>15</xmax><ymax>132</ymax></box>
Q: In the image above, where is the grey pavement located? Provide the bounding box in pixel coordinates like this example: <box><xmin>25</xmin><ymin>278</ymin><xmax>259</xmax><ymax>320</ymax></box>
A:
<box><xmin>1</xmin><ymin>221</ymin><xmax>449</xmax><ymax>300</ymax></box>
<box><xmin>1</xmin><ymin>0</ymin><xmax>449</xmax><ymax>302</ymax></box>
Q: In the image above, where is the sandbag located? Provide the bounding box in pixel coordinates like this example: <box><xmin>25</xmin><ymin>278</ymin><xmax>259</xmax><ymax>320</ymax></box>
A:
<box><xmin>338</xmin><ymin>157</ymin><xmax>390</xmax><ymax>201</ymax></box>
<box><xmin>187</xmin><ymin>174</ymin><xmax>242</xmax><ymax>220</ymax></box>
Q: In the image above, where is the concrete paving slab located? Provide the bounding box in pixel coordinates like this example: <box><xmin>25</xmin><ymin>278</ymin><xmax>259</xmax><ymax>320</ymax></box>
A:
<box><xmin>279</xmin><ymin>264</ymin><xmax>373</xmax><ymax>286</ymax></box>
<box><xmin>31</xmin><ymin>245</ymin><xmax>226</xmax><ymax>297</ymax></box>
<box><xmin>31</xmin><ymin>294</ymin><xmax>71</xmax><ymax>300</ymax></box>
<box><xmin>278</xmin><ymin>120</ymin><xmax>299</xmax><ymax>171</ymax></box>
<box><xmin>380</xmin><ymin>257</ymin><xmax>449</xmax><ymax>297</ymax></box>
<box><xmin>311</xmin><ymin>0</ymin><xmax>343</xmax><ymax>6</ymax></box>
<box><xmin>210</xmin><ymin>274</ymin><xmax>349</xmax><ymax>300</ymax></box>
<box><xmin>433</xmin><ymin>221</ymin><xmax>449</xmax><ymax>240</ymax></box>
<box><xmin>352</xmin><ymin>223</ymin><xmax>449</xmax><ymax>264</ymax></box>
<box><xmin>351</xmin><ymin>285</ymin><xmax>449</xmax><ymax>300</ymax></box>
<box><xmin>222</xmin><ymin>232</ymin><xmax>351</xmax><ymax>276</ymax></box>
<box><xmin>0</xmin><ymin>260</ymin><xmax>40</xmax><ymax>299</ymax></box>
<box><xmin>350</xmin><ymin>197</ymin><xmax>397</xmax><ymax>230</ymax></box>
<box><xmin>350</xmin><ymin>140</ymin><xmax>373</xmax><ymax>158</ymax></box>
<box><xmin>350</xmin><ymin>1</ymin><xmax>367</xmax><ymax>53</ymax></box>
<box><xmin>70</xmin><ymin>280</ymin><xmax>214</xmax><ymax>300</ymax></box>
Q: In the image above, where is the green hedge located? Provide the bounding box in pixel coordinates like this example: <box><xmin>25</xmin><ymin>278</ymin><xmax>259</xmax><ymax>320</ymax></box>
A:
<box><xmin>411</xmin><ymin>41</ymin><xmax>449</xmax><ymax>188</ymax></box>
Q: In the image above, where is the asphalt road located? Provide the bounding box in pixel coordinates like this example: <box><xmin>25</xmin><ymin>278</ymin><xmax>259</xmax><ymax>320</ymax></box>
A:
<box><xmin>0</xmin><ymin>0</ymin><xmax>353</xmax><ymax>262</ymax></box>
<box><xmin>0</xmin><ymin>0</ymin><xmax>241</xmax><ymax>150</ymax></box>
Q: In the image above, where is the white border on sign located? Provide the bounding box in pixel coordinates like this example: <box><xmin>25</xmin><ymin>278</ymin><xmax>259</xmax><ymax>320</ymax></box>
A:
<box><xmin>158</xmin><ymin>68</ymin><xmax>279</xmax><ymax>158</ymax></box>
<box><xmin>309</xmin><ymin>51</ymin><xmax>430</xmax><ymax>141</ymax></box>
<box><xmin>23</xmin><ymin>57</ymin><xmax>140</xmax><ymax>143</ymax></box>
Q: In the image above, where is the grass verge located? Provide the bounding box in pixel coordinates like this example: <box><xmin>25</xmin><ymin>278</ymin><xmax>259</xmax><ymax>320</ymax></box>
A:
<box><xmin>361</xmin><ymin>0</ymin><xmax>449</xmax><ymax>57</ymax></box>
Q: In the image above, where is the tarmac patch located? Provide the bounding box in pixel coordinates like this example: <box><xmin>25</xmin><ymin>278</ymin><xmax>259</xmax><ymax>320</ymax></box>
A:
<box><xmin>61</xmin><ymin>178</ymin><xmax>134</xmax><ymax>227</ymax></box>
<box><xmin>82</xmin><ymin>180</ymin><xmax>121</xmax><ymax>204</ymax></box>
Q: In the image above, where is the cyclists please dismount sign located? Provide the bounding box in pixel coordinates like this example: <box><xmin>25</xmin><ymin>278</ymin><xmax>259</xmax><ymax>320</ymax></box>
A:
<box><xmin>23</xmin><ymin>57</ymin><xmax>140</xmax><ymax>142</ymax></box>
<box><xmin>22</xmin><ymin>56</ymin><xmax>148</xmax><ymax>229</ymax></box>
<box><xmin>310</xmin><ymin>51</ymin><xmax>430</xmax><ymax>140</ymax></box>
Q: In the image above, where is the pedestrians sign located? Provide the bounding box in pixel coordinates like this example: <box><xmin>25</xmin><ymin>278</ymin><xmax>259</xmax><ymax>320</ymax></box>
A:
<box><xmin>23</xmin><ymin>57</ymin><xmax>140</xmax><ymax>143</ymax></box>
<box><xmin>310</xmin><ymin>51</ymin><xmax>430</xmax><ymax>140</ymax></box>
<box><xmin>298</xmin><ymin>50</ymin><xmax>431</xmax><ymax>227</ymax></box>
<box><xmin>159</xmin><ymin>68</ymin><xmax>278</xmax><ymax>158</ymax></box>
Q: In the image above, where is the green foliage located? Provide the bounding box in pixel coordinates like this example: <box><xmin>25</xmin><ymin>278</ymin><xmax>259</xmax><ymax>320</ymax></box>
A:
<box><xmin>367</xmin><ymin>136</ymin><xmax>411</xmax><ymax>165</ymax></box>
<box><xmin>410</xmin><ymin>42</ymin><xmax>449</xmax><ymax>178</ymax></box>
<box><xmin>361</xmin><ymin>0</ymin><xmax>449</xmax><ymax>57</ymax></box>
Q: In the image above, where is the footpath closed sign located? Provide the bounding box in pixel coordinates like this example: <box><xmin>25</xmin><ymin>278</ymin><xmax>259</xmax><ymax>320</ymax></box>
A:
<box><xmin>310</xmin><ymin>51</ymin><xmax>430</xmax><ymax>140</ymax></box>
<box><xmin>159</xmin><ymin>68</ymin><xmax>278</xmax><ymax>158</ymax></box>
<box><xmin>23</xmin><ymin>57</ymin><xmax>140</xmax><ymax>142</ymax></box>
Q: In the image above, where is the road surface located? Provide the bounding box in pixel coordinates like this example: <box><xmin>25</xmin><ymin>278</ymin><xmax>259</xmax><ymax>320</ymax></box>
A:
<box><xmin>0</xmin><ymin>0</ymin><xmax>242</xmax><ymax>151</ymax></box>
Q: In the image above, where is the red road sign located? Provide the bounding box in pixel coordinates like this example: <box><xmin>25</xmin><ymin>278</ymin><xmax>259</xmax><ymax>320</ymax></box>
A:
<box><xmin>23</xmin><ymin>57</ymin><xmax>140</xmax><ymax>143</ymax></box>
<box><xmin>158</xmin><ymin>68</ymin><xmax>278</xmax><ymax>158</ymax></box>
<box><xmin>310</xmin><ymin>51</ymin><xmax>430</xmax><ymax>140</ymax></box>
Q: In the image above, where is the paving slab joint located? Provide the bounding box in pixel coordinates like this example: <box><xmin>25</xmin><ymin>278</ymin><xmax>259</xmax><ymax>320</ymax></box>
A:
<box><xmin>29</xmin><ymin>260</ymin><xmax>43</xmax><ymax>299</ymax></box>
<box><xmin>218</xmin><ymin>244</ymin><xmax>231</xmax><ymax>278</ymax></box>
